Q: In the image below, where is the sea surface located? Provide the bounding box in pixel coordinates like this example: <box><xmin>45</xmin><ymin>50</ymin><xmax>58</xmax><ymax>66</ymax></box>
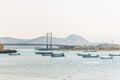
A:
<box><xmin>0</xmin><ymin>45</ymin><xmax>120</xmax><ymax>80</ymax></box>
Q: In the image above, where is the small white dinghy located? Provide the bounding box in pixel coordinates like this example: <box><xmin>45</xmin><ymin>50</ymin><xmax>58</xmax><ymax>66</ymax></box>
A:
<box><xmin>101</xmin><ymin>56</ymin><xmax>113</xmax><ymax>59</ymax></box>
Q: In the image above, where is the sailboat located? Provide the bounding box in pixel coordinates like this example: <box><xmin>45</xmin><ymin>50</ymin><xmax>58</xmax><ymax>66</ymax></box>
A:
<box><xmin>35</xmin><ymin>33</ymin><xmax>53</xmax><ymax>56</ymax></box>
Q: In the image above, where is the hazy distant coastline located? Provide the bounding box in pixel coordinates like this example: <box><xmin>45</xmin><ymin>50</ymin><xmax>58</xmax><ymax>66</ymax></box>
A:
<box><xmin>1</xmin><ymin>34</ymin><xmax>120</xmax><ymax>51</ymax></box>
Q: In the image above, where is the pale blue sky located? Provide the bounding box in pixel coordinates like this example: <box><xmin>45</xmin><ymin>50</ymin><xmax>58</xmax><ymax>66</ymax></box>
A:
<box><xmin>0</xmin><ymin>0</ymin><xmax>120</xmax><ymax>43</ymax></box>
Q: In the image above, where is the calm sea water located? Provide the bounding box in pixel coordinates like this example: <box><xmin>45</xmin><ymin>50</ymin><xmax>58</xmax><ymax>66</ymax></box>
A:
<box><xmin>0</xmin><ymin>46</ymin><xmax>120</xmax><ymax>80</ymax></box>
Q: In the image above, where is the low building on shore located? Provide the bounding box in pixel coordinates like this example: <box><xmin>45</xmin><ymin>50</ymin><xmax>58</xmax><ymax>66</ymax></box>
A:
<box><xmin>0</xmin><ymin>43</ymin><xmax>4</xmax><ymax>50</ymax></box>
<box><xmin>0</xmin><ymin>43</ymin><xmax>17</xmax><ymax>53</ymax></box>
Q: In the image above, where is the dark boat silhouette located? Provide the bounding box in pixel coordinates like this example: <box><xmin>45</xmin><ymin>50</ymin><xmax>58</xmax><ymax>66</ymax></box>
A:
<box><xmin>101</xmin><ymin>56</ymin><xmax>113</xmax><ymax>59</ymax></box>
<box><xmin>41</xmin><ymin>53</ymin><xmax>52</xmax><ymax>56</ymax></box>
<box><xmin>82</xmin><ymin>55</ymin><xmax>99</xmax><ymax>58</ymax></box>
<box><xmin>35</xmin><ymin>52</ymin><xmax>53</xmax><ymax>54</ymax></box>
<box><xmin>78</xmin><ymin>53</ymin><xmax>91</xmax><ymax>56</ymax></box>
<box><xmin>35</xmin><ymin>51</ymin><xmax>53</xmax><ymax>56</ymax></box>
<box><xmin>109</xmin><ymin>54</ymin><xmax>120</xmax><ymax>56</ymax></box>
<box><xmin>8</xmin><ymin>53</ymin><xmax>20</xmax><ymax>55</ymax></box>
<box><xmin>51</xmin><ymin>53</ymin><xmax>65</xmax><ymax>57</ymax></box>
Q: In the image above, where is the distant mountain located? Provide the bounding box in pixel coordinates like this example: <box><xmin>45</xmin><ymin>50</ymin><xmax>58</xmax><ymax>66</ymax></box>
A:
<box><xmin>0</xmin><ymin>37</ymin><xmax>28</xmax><ymax>44</ymax></box>
<box><xmin>0</xmin><ymin>34</ymin><xmax>90</xmax><ymax>45</ymax></box>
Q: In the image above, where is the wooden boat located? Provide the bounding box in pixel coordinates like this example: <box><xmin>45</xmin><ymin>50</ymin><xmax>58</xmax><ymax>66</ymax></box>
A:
<box><xmin>101</xmin><ymin>56</ymin><xmax>113</xmax><ymax>59</ymax></box>
<box><xmin>109</xmin><ymin>54</ymin><xmax>120</xmax><ymax>56</ymax></box>
<box><xmin>8</xmin><ymin>53</ymin><xmax>20</xmax><ymax>55</ymax></box>
<box><xmin>82</xmin><ymin>55</ymin><xmax>99</xmax><ymax>58</ymax></box>
<box><xmin>78</xmin><ymin>53</ymin><xmax>91</xmax><ymax>56</ymax></box>
<box><xmin>51</xmin><ymin>53</ymin><xmax>65</xmax><ymax>57</ymax></box>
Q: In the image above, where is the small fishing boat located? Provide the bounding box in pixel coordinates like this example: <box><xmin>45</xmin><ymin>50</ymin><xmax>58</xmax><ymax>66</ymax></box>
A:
<box><xmin>51</xmin><ymin>53</ymin><xmax>65</xmax><ymax>57</ymax></box>
<box><xmin>8</xmin><ymin>53</ymin><xmax>20</xmax><ymax>55</ymax></box>
<box><xmin>82</xmin><ymin>55</ymin><xmax>99</xmax><ymax>58</ymax></box>
<box><xmin>78</xmin><ymin>53</ymin><xmax>91</xmax><ymax>56</ymax></box>
<box><xmin>101</xmin><ymin>56</ymin><xmax>113</xmax><ymax>59</ymax></box>
<box><xmin>109</xmin><ymin>54</ymin><xmax>120</xmax><ymax>56</ymax></box>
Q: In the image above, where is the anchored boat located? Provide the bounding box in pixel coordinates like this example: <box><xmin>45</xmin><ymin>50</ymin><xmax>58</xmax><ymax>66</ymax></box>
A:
<box><xmin>101</xmin><ymin>56</ymin><xmax>113</xmax><ymax>59</ymax></box>
<box><xmin>8</xmin><ymin>53</ymin><xmax>20</xmax><ymax>55</ymax></box>
<box><xmin>35</xmin><ymin>52</ymin><xmax>53</xmax><ymax>54</ymax></box>
<box><xmin>51</xmin><ymin>53</ymin><xmax>65</xmax><ymax>57</ymax></box>
<box><xmin>41</xmin><ymin>53</ymin><xmax>52</xmax><ymax>56</ymax></box>
<box><xmin>82</xmin><ymin>55</ymin><xmax>99</xmax><ymax>58</ymax></box>
<box><xmin>35</xmin><ymin>51</ymin><xmax>53</xmax><ymax>56</ymax></box>
<box><xmin>109</xmin><ymin>54</ymin><xmax>120</xmax><ymax>56</ymax></box>
<box><xmin>78</xmin><ymin>53</ymin><xmax>91</xmax><ymax>56</ymax></box>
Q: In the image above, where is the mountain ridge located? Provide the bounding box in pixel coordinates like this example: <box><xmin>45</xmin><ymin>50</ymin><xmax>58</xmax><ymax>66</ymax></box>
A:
<box><xmin>0</xmin><ymin>34</ymin><xmax>90</xmax><ymax>45</ymax></box>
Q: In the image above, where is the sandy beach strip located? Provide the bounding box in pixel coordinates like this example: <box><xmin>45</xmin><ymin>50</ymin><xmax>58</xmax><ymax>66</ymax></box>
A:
<box><xmin>57</xmin><ymin>50</ymin><xmax>120</xmax><ymax>52</ymax></box>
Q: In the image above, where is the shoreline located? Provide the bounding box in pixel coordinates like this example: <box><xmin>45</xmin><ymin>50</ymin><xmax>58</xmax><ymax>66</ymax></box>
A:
<box><xmin>0</xmin><ymin>74</ymin><xmax>62</xmax><ymax>80</ymax></box>
<box><xmin>53</xmin><ymin>50</ymin><xmax>120</xmax><ymax>52</ymax></box>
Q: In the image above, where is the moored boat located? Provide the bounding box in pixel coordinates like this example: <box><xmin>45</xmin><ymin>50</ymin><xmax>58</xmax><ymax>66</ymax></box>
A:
<box><xmin>78</xmin><ymin>53</ymin><xmax>91</xmax><ymax>56</ymax></box>
<box><xmin>35</xmin><ymin>52</ymin><xmax>53</xmax><ymax>54</ymax></box>
<box><xmin>35</xmin><ymin>51</ymin><xmax>53</xmax><ymax>56</ymax></box>
<box><xmin>8</xmin><ymin>53</ymin><xmax>20</xmax><ymax>55</ymax></box>
<box><xmin>101</xmin><ymin>56</ymin><xmax>113</xmax><ymax>59</ymax></box>
<box><xmin>41</xmin><ymin>53</ymin><xmax>52</xmax><ymax>56</ymax></box>
<box><xmin>51</xmin><ymin>53</ymin><xmax>65</xmax><ymax>57</ymax></box>
<box><xmin>82</xmin><ymin>55</ymin><xmax>99</xmax><ymax>58</ymax></box>
<box><xmin>109</xmin><ymin>54</ymin><xmax>120</xmax><ymax>56</ymax></box>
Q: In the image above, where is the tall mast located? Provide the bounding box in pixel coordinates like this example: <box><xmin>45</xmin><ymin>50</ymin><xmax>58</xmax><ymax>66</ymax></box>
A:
<box><xmin>50</xmin><ymin>32</ymin><xmax>52</xmax><ymax>49</ymax></box>
<box><xmin>46</xmin><ymin>33</ymin><xmax>49</xmax><ymax>49</ymax></box>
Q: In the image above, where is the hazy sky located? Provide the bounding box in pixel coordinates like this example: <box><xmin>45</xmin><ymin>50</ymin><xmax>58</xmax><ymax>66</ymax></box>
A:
<box><xmin>0</xmin><ymin>0</ymin><xmax>120</xmax><ymax>43</ymax></box>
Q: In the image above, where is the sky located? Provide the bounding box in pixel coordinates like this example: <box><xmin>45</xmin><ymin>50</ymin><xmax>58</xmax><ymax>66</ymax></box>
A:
<box><xmin>0</xmin><ymin>0</ymin><xmax>120</xmax><ymax>44</ymax></box>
